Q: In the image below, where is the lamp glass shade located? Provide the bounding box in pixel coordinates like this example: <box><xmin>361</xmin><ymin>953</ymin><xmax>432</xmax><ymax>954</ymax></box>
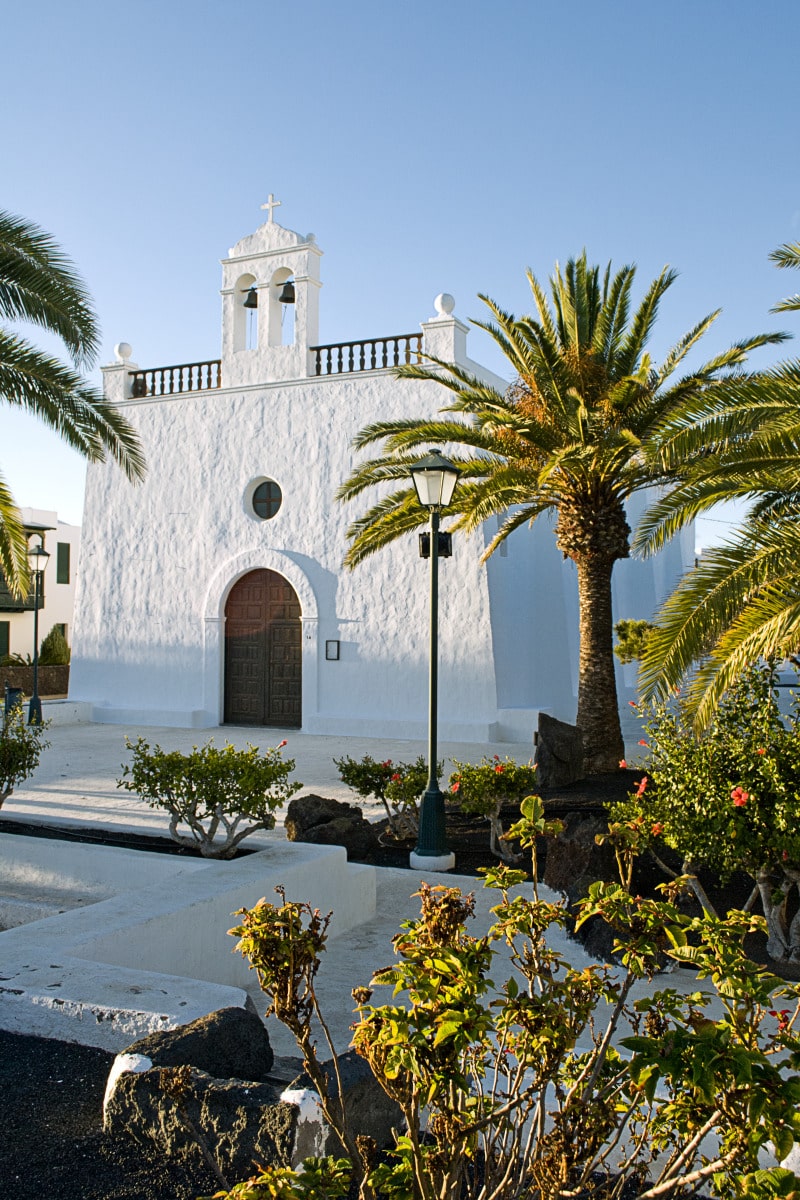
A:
<box><xmin>409</xmin><ymin>449</ymin><xmax>459</xmax><ymax>509</ymax></box>
<box><xmin>27</xmin><ymin>543</ymin><xmax>50</xmax><ymax>572</ymax></box>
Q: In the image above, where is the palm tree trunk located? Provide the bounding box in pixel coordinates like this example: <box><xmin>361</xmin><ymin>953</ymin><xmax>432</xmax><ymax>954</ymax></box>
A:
<box><xmin>575</xmin><ymin>555</ymin><xmax>625</xmax><ymax>773</ymax></box>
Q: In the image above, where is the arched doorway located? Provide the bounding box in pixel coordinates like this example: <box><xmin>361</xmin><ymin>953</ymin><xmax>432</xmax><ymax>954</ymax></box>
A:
<box><xmin>224</xmin><ymin>569</ymin><xmax>302</xmax><ymax>726</ymax></box>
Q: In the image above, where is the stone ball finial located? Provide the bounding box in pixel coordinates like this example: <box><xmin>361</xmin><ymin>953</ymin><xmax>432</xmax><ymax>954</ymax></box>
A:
<box><xmin>114</xmin><ymin>342</ymin><xmax>133</xmax><ymax>363</ymax></box>
<box><xmin>433</xmin><ymin>293</ymin><xmax>455</xmax><ymax>318</ymax></box>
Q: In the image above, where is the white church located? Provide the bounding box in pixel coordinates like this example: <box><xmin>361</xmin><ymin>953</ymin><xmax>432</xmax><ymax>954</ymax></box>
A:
<box><xmin>68</xmin><ymin>205</ymin><xmax>692</xmax><ymax>742</ymax></box>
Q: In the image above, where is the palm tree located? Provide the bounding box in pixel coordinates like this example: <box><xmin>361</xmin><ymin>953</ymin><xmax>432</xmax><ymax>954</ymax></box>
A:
<box><xmin>635</xmin><ymin>243</ymin><xmax>800</xmax><ymax>726</ymax></box>
<box><xmin>0</xmin><ymin>210</ymin><xmax>145</xmax><ymax>594</ymax></box>
<box><xmin>338</xmin><ymin>253</ymin><xmax>781</xmax><ymax>772</ymax></box>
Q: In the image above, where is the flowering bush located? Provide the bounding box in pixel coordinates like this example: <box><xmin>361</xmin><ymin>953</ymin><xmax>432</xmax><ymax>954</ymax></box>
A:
<box><xmin>448</xmin><ymin>755</ymin><xmax>539</xmax><ymax>861</ymax></box>
<box><xmin>608</xmin><ymin>664</ymin><xmax>800</xmax><ymax>961</ymax></box>
<box><xmin>219</xmin><ymin>795</ymin><xmax>800</xmax><ymax>1200</ymax></box>
<box><xmin>334</xmin><ymin>753</ymin><xmax>439</xmax><ymax>839</ymax></box>
<box><xmin>0</xmin><ymin>700</ymin><xmax>49</xmax><ymax>808</ymax></box>
<box><xmin>118</xmin><ymin>736</ymin><xmax>301</xmax><ymax>858</ymax></box>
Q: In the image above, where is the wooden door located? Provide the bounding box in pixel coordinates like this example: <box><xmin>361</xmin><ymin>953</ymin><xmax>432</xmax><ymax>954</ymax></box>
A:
<box><xmin>224</xmin><ymin>569</ymin><xmax>302</xmax><ymax>726</ymax></box>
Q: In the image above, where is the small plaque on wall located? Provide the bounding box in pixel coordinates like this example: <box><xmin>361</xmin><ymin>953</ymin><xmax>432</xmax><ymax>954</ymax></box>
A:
<box><xmin>325</xmin><ymin>640</ymin><xmax>340</xmax><ymax>661</ymax></box>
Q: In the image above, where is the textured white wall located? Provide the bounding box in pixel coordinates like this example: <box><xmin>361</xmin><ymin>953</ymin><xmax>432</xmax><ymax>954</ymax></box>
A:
<box><xmin>69</xmin><ymin>219</ymin><xmax>691</xmax><ymax>741</ymax></box>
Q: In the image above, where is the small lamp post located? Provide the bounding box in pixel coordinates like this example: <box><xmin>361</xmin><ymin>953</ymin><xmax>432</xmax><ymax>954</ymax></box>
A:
<box><xmin>27</xmin><ymin>540</ymin><xmax>50</xmax><ymax>725</ymax></box>
<box><xmin>409</xmin><ymin>449</ymin><xmax>459</xmax><ymax>872</ymax></box>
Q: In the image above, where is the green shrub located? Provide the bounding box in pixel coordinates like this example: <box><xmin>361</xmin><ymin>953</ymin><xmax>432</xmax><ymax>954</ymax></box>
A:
<box><xmin>449</xmin><ymin>754</ymin><xmax>539</xmax><ymax>861</ymax></box>
<box><xmin>118</xmin><ymin>736</ymin><xmax>302</xmax><ymax>858</ymax></box>
<box><xmin>38</xmin><ymin>624</ymin><xmax>70</xmax><ymax>665</ymax></box>
<box><xmin>221</xmin><ymin>796</ymin><xmax>800</xmax><ymax>1200</ymax></box>
<box><xmin>613</xmin><ymin>618</ymin><xmax>657</xmax><ymax>663</ymax></box>
<box><xmin>608</xmin><ymin>663</ymin><xmax>800</xmax><ymax>961</ymax></box>
<box><xmin>334</xmin><ymin>753</ymin><xmax>439</xmax><ymax>839</ymax></box>
<box><xmin>0</xmin><ymin>701</ymin><xmax>49</xmax><ymax>807</ymax></box>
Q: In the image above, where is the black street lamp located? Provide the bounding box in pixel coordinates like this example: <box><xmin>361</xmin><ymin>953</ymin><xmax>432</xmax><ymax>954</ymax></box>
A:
<box><xmin>409</xmin><ymin>449</ymin><xmax>459</xmax><ymax>872</ymax></box>
<box><xmin>27</xmin><ymin>540</ymin><xmax>50</xmax><ymax>725</ymax></box>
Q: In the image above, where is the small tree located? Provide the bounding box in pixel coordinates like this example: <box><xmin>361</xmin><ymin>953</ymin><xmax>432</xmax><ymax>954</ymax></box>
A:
<box><xmin>608</xmin><ymin>664</ymin><xmax>800</xmax><ymax>961</ymax></box>
<box><xmin>38</xmin><ymin>624</ymin><xmax>70</xmax><ymax>665</ymax></box>
<box><xmin>334</xmin><ymin>753</ymin><xmax>438</xmax><ymax>839</ymax></box>
<box><xmin>0</xmin><ymin>702</ymin><xmax>49</xmax><ymax>808</ymax></box>
<box><xmin>449</xmin><ymin>754</ymin><xmax>539</xmax><ymax>862</ymax></box>
<box><xmin>118</xmin><ymin>737</ymin><xmax>302</xmax><ymax>858</ymax></box>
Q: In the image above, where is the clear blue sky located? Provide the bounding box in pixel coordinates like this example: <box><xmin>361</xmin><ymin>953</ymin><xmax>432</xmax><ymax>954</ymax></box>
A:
<box><xmin>3</xmin><ymin>0</ymin><xmax>799</xmax><ymax>544</ymax></box>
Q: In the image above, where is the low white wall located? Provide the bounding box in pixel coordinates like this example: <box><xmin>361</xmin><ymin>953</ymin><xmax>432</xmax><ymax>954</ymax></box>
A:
<box><xmin>0</xmin><ymin>834</ymin><xmax>207</xmax><ymax>900</ymax></box>
<box><xmin>0</xmin><ymin>837</ymin><xmax>377</xmax><ymax>1049</ymax></box>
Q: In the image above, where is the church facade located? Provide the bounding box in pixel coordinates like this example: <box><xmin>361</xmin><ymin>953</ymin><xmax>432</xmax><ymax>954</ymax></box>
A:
<box><xmin>68</xmin><ymin>209</ymin><xmax>692</xmax><ymax>741</ymax></box>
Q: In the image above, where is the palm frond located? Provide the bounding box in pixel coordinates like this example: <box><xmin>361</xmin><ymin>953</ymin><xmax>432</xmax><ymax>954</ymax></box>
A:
<box><xmin>0</xmin><ymin>473</ymin><xmax>30</xmax><ymax>597</ymax></box>
<box><xmin>0</xmin><ymin>331</ymin><xmax>145</xmax><ymax>483</ymax></box>
<box><xmin>0</xmin><ymin>209</ymin><xmax>99</xmax><ymax>367</ymax></box>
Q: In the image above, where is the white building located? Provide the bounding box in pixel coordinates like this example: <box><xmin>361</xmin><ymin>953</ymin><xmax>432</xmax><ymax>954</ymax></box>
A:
<box><xmin>68</xmin><ymin>211</ymin><xmax>693</xmax><ymax>740</ymax></box>
<box><xmin>0</xmin><ymin>508</ymin><xmax>80</xmax><ymax>664</ymax></box>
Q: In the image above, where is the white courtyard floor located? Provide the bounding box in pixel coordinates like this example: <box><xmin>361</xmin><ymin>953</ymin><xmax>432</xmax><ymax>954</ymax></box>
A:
<box><xmin>0</xmin><ymin>712</ymin><xmax>658</xmax><ymax>1059</ymax></box>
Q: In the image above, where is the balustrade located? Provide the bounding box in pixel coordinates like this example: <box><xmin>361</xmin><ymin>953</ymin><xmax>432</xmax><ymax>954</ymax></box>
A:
<box><xmin>311</xmin><ymin>333</ymin><xmax>422</xmax><ymax>376</ymax></box>
<box><xmin>129</xmin><ymin>360</ymin><xmax>222</xmax><ymax>398</ymax></box>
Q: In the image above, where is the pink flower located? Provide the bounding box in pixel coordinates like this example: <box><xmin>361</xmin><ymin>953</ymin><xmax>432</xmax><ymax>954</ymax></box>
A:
<box><xmin>619</xmin><ymin>759</ymin><xmax>627</xmax><ymax>769</ymax></box>
<box><xmin>635</xmin><ymin>777</ymin><xmax>648</xmax><ymax>797</ymax></box>
<box><xmin>651</xmin><ymin>822</ymin><xmax>664</xmax><ymax>836</ymax></box>
<box><xmin>638</xmin><ymin>739</ymin><xmax>648</xmax><ymax>747</ymax></box>
<box><xmin>731</xmin><ymin>786</ymin><xmax>749</xmax><ymax>807</ymax></box>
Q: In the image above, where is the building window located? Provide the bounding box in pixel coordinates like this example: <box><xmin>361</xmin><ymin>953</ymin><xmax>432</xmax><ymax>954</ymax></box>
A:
<box><xmin>0</xmin><ymin>622</ymin><xmax>8</xmax><ymax>659</ymax></box>
<box><xmin>57</xmin><ymin>542</ymin><xmax>70</xmax><ymax>584</ymax></box>
<box><xmin>252</xmin><ymin>480</ymin><xmax>282</xmax><ymax>520</ymax></box>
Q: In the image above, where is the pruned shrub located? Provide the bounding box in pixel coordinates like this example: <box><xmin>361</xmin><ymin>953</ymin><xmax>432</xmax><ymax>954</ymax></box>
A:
<box><xmin>222</xmin><ymin>796</ymin><xmax>800</xmax><ymax>1200</ymax></box>
<box><xmin>334</xmin><ymin>753</ymin><xmax>439</xmax><ymax>840</ymax></box>
<box><xmin>449</xmin><ymin>754</ymin><xmax>539</xmax><ymax>861</ymax></box>
<box><xmin>0</xmin><ymin>701</ymin><xmax>49</xmax><ymax>808</ymax></box>
<box><xmin>118</xmin><ymin>737</ymin><xmax>302</xmax><ymax>858</ymax></box>
<box><xmin>38</xmin><ymin>624</ymin><xmax>70</xmax><ymax>665</ymax></box>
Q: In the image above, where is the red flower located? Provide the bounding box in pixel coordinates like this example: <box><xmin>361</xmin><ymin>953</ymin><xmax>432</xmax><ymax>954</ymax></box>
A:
<box><xmin>495</xmin><ymin>764</ymin><xmax>505</xmax><ymax>774</ymax></box>
<box><xmin>619</xmin><ymin>759</ymin><xmax>627</xmax><ymax>769</ymax></box>
<box><xmin>451</xmin><ymin>781</ymin><xmax>460</xmax><ymax>794</ymax></box>
<box><xmin>769</xmin><ymin>1009</ymin><xmax>792</xmax><ymax>1032</ymax></box>
<box><xmin>651</xmin><ymin>822</ymin><xmax>664</xmax><ymax>836</ymax></box>
<box><xmin>278</xmin><ymin>739</ymin><xmax>288</xmax><ymax>749</ymax></box>
<box><xmin>628</xmin><ymin>701</ymin><xmax>638</xmax><ymax>708</ymax></box>
<box><xmin>756</xmin><ymin>748</ymin><xmax>766</xmax><ymax>756</ymax></box>
<box><xmin>731</xmin><ymin>786</ymin><xmax>749</xmax><ymax>807</ymax></box>
<box><xmin>635</xmin><ymin>777</ymin><xmax>648</xmax><ymax>797</ymax></box>
<box><xmin>493</xmin><ymin>755</ymin><xmax>500</xmax><ymax>761</ymax></box>
<box><xmin>638</xmin><ymin>740</ymin><xmax>648</xmax><ymax>747</ymax></box>
<box><xmin>382</xmin><ymin>760</ymin><xmax>392</xmax><ymax>767</ymax></box>
<box><xmin>782</xmin><ymin>850</ymin><xmax>789</xmax><ymax>862</ymax></box>
<box><xmin>391</xmin><ymin>773</ymin><xmax>402</xmax><ymax>782</ymax></box>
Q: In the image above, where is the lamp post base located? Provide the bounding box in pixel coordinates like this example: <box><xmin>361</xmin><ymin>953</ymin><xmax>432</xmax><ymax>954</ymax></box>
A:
<box><xmin>28</xmin><ymin>696</ymin><xmax>43</xmax><ymax>725</ymax></box>
<box><xmin>409</xmin><ymin>849</ymin><xmax>456</xmax><ymax>873</ymax></box>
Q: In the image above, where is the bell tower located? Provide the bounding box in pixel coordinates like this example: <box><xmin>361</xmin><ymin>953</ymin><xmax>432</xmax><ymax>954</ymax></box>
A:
<box><xmin>220</xmin><ymin>197</ymin><xmax>323</xmax><ymax>386</ymax></box>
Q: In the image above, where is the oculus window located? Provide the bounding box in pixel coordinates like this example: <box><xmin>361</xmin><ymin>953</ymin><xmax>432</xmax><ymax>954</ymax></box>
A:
<box><xmin>252</xmin><ymin>480</ymin><xmax>282</xmax><ymax>520</ymax></box>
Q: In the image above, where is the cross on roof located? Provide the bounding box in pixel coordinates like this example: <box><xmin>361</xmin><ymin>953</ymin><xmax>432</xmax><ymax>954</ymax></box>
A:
<box><xmin>260</xmin><ymin>193</ymin><xmax>282</xmax><ymax>223</ymax></box>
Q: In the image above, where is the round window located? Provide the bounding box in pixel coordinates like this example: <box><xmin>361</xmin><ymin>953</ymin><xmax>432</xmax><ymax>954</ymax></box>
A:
<box><xmin>252</xmin><ymin>480</ymin><xmax>282</xmax><ymax>519</ymax></box>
